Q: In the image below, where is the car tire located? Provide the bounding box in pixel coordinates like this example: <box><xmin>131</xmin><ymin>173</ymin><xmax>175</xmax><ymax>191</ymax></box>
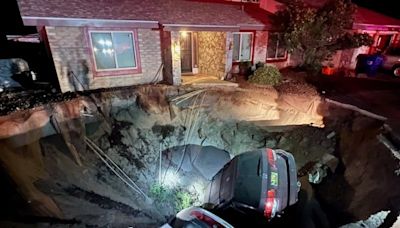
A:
<box><xmin>393</xmin><ymin>65</ymin><xmax>400</xmax><ymax>77</ymax></box>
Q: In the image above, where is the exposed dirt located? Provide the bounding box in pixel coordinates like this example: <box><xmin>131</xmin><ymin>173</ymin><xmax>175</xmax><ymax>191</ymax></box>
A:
<box><xmin>0</xmin><ymin>85</ymin><xmax>399</xmax><ymax>227</ymax></box>
<box><xmin>0</xmin><ymin>89</ymin><xmax>77</xmax><ymax>116</ymax></box>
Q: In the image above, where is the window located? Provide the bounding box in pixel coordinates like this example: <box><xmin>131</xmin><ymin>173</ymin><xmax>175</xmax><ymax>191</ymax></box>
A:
<box><xmin>233</xmin><ymin>32</ymin><xmax>253</xmax><ymax>62</ymax></box>
<box><xmin>267</xmin><ymin>33</ymin><xmax>287</xmax><ymax>60</ymax></box>
<box><xmin>89</xmin><ymin>31</ymin><xmax>137</xmax><ymax>71</ymax></box>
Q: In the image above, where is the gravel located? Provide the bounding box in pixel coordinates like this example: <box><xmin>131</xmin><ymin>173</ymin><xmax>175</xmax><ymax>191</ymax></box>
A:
<box><xmin>0</xmin><ymin>89</ymin><xmax>77</xmax><ymax>116</ymax></box>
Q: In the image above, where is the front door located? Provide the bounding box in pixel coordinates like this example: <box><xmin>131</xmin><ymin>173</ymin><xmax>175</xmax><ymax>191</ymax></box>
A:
<box><xmin>180</xmin><ymin>32</ymin><xmax>193</xmax><ymax>73</ymax></box>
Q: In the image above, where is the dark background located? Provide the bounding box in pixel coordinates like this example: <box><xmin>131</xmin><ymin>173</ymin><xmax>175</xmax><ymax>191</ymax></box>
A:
<box><xmin>352</xmin><ymin>0</ymin><xmax>399</xmax><ymax>19</ymax></box>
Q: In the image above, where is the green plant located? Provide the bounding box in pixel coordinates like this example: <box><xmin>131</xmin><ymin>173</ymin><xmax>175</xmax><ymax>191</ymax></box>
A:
<box><xmin>150</xmin><ymin>184</ymin><xmax>196</xmax><ymax>211</ymax></box>
<box><xmin>149</xmin><ymin>183</ymin><xmax>169</xmax><ymax>202</ymax></box>
<box><xmin>248</xmin><ymin>65</ymin><xmax>282</xmax><ymax>86</ymax></box>
<box><xmin>175</xmin><ymin>190</ymin><xmax>194</xmax><ymax>211</ymax></box>
<box><xmin>275</xmin><ymin>0</ymin><xmax>374</xmax><ymax>72</ymax></box>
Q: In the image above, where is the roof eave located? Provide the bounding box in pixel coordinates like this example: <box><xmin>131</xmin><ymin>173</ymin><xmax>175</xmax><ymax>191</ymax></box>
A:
<box><xmin>163</xmin><ymin>24</ymin><xmax>240</xmax><ymax>32</ymax></box>
<box><xmin>22</xmin><ymin>16</ymin><xmax>160</xmax><ymax>28</ymax></box>
<box><xmin>238</xmin><ymin>24</ymin><xmax>270</xmax><ymax>31</ymax></box>
<box><xmin>353</xmin><ymin>23</ymin><xmax>400</xmax><ymax>31</ymax></box>
<box><xmin>163</xmin><ymin>23</ymin><xmax>269</xmax><ymax>32</ymax></box>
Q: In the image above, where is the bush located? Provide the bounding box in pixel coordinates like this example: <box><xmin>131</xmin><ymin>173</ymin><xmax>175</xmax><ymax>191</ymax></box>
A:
<box><xmin>248</xmin><ymin>65</ymin><xmax>282</xmax><ymax>86</ymax></box>
<box><xmin>150</xmin><ymin>183</ymin><xmax>196</xmax><ymax>211</ymax></box>
<box><xmin>149</xmin><ymin>183</ymin><xmax>169</xmax><ymax>202</ymax></box>
<box><xmin>175</xmin><ymin>190</ymin><xmax>194</xmax><ymax>211</ymax></box>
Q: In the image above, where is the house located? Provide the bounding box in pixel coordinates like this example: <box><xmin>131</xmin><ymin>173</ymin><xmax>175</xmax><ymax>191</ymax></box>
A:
<box><xmin>259</xmin><ymin>0</ymin><xmax>400</xmax><ymax>70</ymax></box>
<box><xmin>16</xmin><ymin>0</ymin><xmax>275</xmax><ymax>92</ymax></box>
<box><xmin>16</xmin><ymin>0</ymin><xmax>400</xmax><ymax>93</ymax></box>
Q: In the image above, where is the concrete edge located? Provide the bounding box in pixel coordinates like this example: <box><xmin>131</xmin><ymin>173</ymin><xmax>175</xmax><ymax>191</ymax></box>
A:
<box><xmin>325</xmin><ymin>98</ymin><xmax>388</xmax><ymax>121</ymax></box>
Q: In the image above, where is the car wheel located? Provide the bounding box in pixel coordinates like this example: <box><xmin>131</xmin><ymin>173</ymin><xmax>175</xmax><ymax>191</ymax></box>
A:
<box><xmin>393</xmin><ymin>66</ymin><xmax>400</xmax><ymax>77</ymax></box>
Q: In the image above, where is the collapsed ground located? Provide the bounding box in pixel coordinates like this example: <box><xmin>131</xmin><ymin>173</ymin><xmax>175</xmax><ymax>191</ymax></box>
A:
<box><xmin>0</xmin><ymin>82</ymin><xmax>399</xmax><ymax>227</ymax></box>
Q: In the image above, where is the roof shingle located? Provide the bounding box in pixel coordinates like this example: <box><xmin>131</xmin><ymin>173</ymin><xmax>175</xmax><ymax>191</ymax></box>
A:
<box><xmin>17</xmin><ymin>0</ymin><xmax>271</xmax><ymax>27</ymax></box>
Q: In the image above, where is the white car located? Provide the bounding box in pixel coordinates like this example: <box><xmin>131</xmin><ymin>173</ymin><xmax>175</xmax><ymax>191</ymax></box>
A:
<box><xmin>382</xmin><ymin>47</ymin><xmax>400</xmax><ymax>77</ymax></box>
<box><xmin>161</xmin><ymin>206</ymin><xmax>234</xmax><ymax>228</ymax></box>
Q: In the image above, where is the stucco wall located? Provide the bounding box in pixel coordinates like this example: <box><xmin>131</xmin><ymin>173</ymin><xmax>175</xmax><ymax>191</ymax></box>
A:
<box><xmin>198</xmin><ymin>32</ymin><xmax>227</xmax><ymax>79</ymax></box>
<box><xmin>45</xmin><ymin>26</ymin><xmax>162</xmax><ymax>92</ymax></box>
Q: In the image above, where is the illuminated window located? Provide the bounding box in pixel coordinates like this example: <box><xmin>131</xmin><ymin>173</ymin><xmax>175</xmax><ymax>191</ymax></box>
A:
<box><xmin>89</xmin><ymin>31</ymin><xmax>137</xmax><ymax>70</ymax></box>
<box><xmin>267</xmin><ymin>33</ymin><xmax>287</xmax><ymax>60</ymax></box>
<box><xmin>233</xmin><ymin>32</ymin><xmax>253</xmax><ymax>62</ymax></box>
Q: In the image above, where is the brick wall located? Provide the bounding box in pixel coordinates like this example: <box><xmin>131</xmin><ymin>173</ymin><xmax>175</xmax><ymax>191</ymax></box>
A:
<box><xmin>45</xmin><ymin>26</ymin><xmax>162</xmax><ymax>92</ymax></box>
<box><xmin>254</xmin><ymin>31</ymin><xmax>268</xmax><ymax>64</ymax></box>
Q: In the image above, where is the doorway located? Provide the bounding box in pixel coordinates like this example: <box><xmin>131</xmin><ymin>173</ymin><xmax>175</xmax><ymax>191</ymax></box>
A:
<box><xmin>180</xmin><ymin>32</ymin><xmax>193</xmax><ymax>73</ymax></box>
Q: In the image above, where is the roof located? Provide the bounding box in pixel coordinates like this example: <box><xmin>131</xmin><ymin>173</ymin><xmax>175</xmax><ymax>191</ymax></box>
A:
<box><xmin>354</xmin><ymin>7</ymin><xmax>400</xmax><ymax>28</ymax></box>
<box><xmin>278</xmin><ymin>0</ymin><xmax>400</xmax><ymax>29</ymax></box>
<box><xmin>17</xmin><ymin>0</ymin><xmax>271</xmax><ymax>30</ymax></box>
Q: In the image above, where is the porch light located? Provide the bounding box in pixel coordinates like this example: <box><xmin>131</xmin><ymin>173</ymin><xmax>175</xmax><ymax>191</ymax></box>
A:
<box><xmin>180</xmin><ymin>31</ymin><xmax>188</xmax><ymax>38</ymax></box>
<box><xmin>173</xmin><ymin>41</ymin><xmax>180</xmax><ymax>53</ymax></box>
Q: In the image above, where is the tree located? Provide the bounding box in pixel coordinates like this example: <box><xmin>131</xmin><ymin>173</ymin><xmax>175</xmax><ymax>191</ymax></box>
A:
<box><xmin>275</xmin><ymin>0</ymin><xmax>374</xmax><ymax>72</ymax></box>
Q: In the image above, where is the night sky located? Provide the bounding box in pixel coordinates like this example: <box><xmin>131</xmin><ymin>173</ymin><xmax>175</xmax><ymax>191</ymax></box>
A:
<box><xmin>352</xmin><ymin>0</ymin><xmax>399</xmax><ymax>19</ymax></box>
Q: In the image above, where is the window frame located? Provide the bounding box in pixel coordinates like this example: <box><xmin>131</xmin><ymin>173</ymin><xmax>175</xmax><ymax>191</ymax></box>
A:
<box><xmin>232</xmin><ymin>32</ymin><xmax>254</xmax><ymax>63</ymax></box>
<box><xmin>86</xmin><ymin>28</ymin><xmax>141</xmax><ymax>77</ymax></box>
<box><xmin>266</xmin><ymin>33</ymin><xmax>287</xmax><ymax>61</ymax></box>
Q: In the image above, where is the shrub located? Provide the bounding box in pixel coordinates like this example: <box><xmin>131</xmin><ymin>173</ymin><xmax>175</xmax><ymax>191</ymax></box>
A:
<box><xmin>150</xmin><ymin>183</ymin><xmax>196</xmax><ymax>211</ymax></box>
<box><xmin>149</xmin><ymin>183</ymin><xmax>169</xmax><ymax>202</ymax></box>
<box><xmin>175</xmin><ymin>190</ymin><xmax>194</xmax><ymax>211</ymax></box>
<box><xmin>248</xmin><ymin>65</ymin><xmax>282</xmax><ymax>86</ymax></box>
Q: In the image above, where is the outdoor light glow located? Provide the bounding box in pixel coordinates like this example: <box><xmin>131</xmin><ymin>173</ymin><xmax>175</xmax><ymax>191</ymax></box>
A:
<box><xmin>173</xmin><ymin>41</ymin><xmax>181</xmax><ymax>53</ymax></box>
<box><xmin>181</xmin><ymin>31</ymin><xmax>188</xmax><ymax>38</ymax></box>
<box><xmin>163</xmin><ymin>170</ymin><xmax>180</xmax><ymax>187</ymax></box>
<box><xmin>98</xmin><ymin>39</ymin><xmax>105</xmax><ymax>45</ymax></box>
<box><xmin>93</xmin><ymin>47</ymin><xmax>98</xmax><ymax>52</ymax></box>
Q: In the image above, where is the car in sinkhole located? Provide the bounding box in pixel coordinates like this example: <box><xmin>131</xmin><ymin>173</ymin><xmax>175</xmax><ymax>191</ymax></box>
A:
<box><xmin>161</xmin><ymin>206</ymin><xmax>234</xmax><ymax>228</ymax></box>
<box><xmin>203</xmin><ymin>148</ymin><xmax>299</xmax><ymax>223</ymax></box>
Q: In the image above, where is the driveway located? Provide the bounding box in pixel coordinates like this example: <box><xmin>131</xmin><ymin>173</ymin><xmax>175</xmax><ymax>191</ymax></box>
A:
<box><xmin>310</xmin><ymin>75</ymin><xmax>400</xmax><ymax>134</ymax></box>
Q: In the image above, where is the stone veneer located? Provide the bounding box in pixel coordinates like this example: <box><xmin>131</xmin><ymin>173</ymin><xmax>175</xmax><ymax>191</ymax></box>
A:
<box><xmin>45</xmin><ymin>26</ymin><xmax>162</xmax><ymax>92</ymax></box>
<box><xmin>170</xmin><ymin>31</ymin><xmax>182</xmax><ymax>85</ymax></box>
<box><xmin>198</xmin><ymin>32</ymin><xmax>228</xmax><ymax>79</ymax></box>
